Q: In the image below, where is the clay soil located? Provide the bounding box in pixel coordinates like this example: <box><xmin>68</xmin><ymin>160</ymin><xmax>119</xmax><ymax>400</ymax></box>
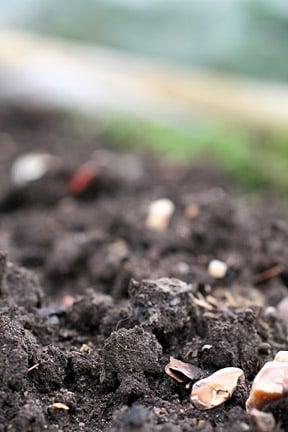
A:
<box><xmin>1</xmin><ymin>106</ymin><xmax>288</xmax><ymax>432</ymax></box>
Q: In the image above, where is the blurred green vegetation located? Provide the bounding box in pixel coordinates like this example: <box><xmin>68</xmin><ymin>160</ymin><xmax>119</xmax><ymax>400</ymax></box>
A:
<box><xmin>71</xmin><ymin>112</ymin><xmax>288</xmax><ymax>193</ymax></box>
<box><xmin>4</xmin><ymin>0</ymin><xmax>288</xmax><ymax>82</ymax></box>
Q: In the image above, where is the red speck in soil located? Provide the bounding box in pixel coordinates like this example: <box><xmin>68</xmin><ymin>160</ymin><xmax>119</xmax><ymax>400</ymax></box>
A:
<box><xmin>69</xmin><ymin>165</ymin><xmax>96</xmax><ymax>195</ymax></box>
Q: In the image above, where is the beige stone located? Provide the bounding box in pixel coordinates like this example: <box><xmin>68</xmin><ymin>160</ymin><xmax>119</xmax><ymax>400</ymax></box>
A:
<box><xmin>191</xmin><ymin>367</ymin><xmax>244</xmax><ymax>410</ymax></box>
<box><xmin>246</xmin><ymin>351</ymin><xmax>288</xmax><ymax>411</ymax></box>
<box><xmin>146</xmin><ymin>199</ymin><xmax>175</xmax><ymax>231</ymax></box>
<box><xmin>208</xmin><ymin>260</ymin><xmax>227</xmax><ymax>279</ymax></box>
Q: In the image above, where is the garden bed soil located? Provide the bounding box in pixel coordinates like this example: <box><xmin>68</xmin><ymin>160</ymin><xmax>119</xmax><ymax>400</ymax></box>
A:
<box><xmin>1</xmin><ymin>105</ymin><xmax>288</xmax><ymax>431</ymax></box>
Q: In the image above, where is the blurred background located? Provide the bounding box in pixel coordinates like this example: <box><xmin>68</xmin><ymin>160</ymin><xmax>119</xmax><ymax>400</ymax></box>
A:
<box><xmin>3</xmin><ymin>0</ymin><xmax>288</xmax><ymax>80</ymax></box>
<box><xmin>1</xmin><ymin>0</ymin><xmax>288</xmax><ymax>191</ymax></box>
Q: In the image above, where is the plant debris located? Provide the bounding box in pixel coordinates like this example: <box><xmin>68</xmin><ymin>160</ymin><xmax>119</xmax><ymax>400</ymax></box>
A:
<box><xmin>27</xmin><ymin>363</ymin><xmax>40</xmax><ymax>373</ymax></box>
<box><xmin>253</xmin><ymin>265</ymin><xmax>284</xmax><ymax>285</ymax></box>
<box><xmin>164</xmin><ymin>357</ymin><xmax>203</xmax><ymax>383</ymax></box>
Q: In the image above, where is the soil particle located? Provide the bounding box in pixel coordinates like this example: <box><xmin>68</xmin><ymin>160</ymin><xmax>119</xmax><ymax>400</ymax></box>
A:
<box><xmin>197</xmin><ymin>310</ymin><xmax>262</xmax><ymax>377</ymax></box>
<box><xmin>2</xmin><ymin>263</ymin><xmax>43</xmax><ymax>309</ymax></box>
<box><xmin>103</xmin><ymin>326</ymin><xmax>162</xmax><ymax>381</ymax></box>
<box><xmin>263</xmin><ymin>399</ymin><xmax>288</xmax><ymax>430</ymax></box>
<box><xmin>29</xmin><ymin>345</ymin><xmax>67</xmax><ymax>392</ymax></box>
<box><xmin>8</xmin><ymin>399</ymin><xmax>46</xmax><ymax>432</ymax></box>
<box><xmin>0</xmin><ymin>314</ymin><xmax>36</xmax><ymax>423</ymax></box>
<box><xmin>129</xmin><ymin>278</ymin><xmax>197</xmax><ymax>338</ymax></box>
<box><xmin>67</xmin><ymin>290</ymin><xmax>114</xmax><ymax>333</ymax></box>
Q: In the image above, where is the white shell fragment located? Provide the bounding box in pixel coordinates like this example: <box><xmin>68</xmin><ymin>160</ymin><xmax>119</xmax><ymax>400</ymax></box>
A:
<box><xmin>146</xmin><ymin>198</ymin><xmax>175</xmax><ymax>231</ymax></box>
<box><xmin>191</xmin><ymin>367</ymin><xmax>244</xmax><ymax>410</ymax></box>
<box><xmin>208</xmin><ymin>260</ymin><xmax>228</xmax><ymax>279</ymax></box>
<box><xmin>11</xmin><ymin>153</ymin><xmax>56</xmax><ymax>186</ymax></box>
<box><xmin>164</xmin><ymin>357</ymin><xmax>202</xmax><ymax>383</ymax></box>
<box><xmin>246</xmin><ymin>351</ymin><xmax>288</xmax><ymax>411</ymax></box>
<box><xmin>48</xmin><ymin>402</ymin><xmax>69</xmax><ymax>412</ymax></box>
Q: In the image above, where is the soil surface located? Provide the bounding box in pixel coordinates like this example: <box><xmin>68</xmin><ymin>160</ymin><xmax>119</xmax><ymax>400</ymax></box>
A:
<box><xmin>1</xmin><ymin>105</ymin><xmax>288</xmax><ymax>432</ymax></box>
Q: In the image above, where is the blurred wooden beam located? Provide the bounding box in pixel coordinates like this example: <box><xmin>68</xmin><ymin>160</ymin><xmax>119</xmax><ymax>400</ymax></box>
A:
<box><xmin>1</xmin><ymin>28</ymin><xmax>288</xmax><ymax>130</ymax></box>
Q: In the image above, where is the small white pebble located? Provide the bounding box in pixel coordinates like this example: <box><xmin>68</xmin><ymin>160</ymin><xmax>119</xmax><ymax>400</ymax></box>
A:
<box><xmin>146</xmin><ymin>198</ymin><xmax>175</xmax><ymax>231</ymax></box>
<box><xmin>208</xmin><ymin>259</ymin><xmax>228</xmax><ymax>279</ymax></box>
<box><xmin>11</xmin><ymin>153</ymin><xmax>56</xmax><ymax>186</ymax></box>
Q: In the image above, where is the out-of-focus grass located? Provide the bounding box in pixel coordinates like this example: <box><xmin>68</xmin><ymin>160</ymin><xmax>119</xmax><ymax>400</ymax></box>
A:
<box><xmin>71</xmin><ymin>113</ymin><xmax>288</xmax><ymax>192</ymax></box>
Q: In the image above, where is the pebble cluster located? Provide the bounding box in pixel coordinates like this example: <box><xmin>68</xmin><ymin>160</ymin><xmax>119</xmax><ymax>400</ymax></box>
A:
<box><xmin>165</xmin><ymin>350</ymin><xmax>288</xmax><ymax>429</ymax></box>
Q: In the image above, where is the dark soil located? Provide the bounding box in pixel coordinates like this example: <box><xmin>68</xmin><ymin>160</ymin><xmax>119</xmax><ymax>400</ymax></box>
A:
<box><xmin>1</xmin><ymin>105</ymin><xmax>288</xmax><ymax>432</ymax></box>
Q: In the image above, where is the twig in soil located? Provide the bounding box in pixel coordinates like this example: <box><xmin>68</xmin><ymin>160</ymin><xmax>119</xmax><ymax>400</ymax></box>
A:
<box><xmin>192</xmin><ymin>293</ymin><xmax>216</xmax><ymax>311</ymax></box>
<box><xmin>223</xmin><ymin>291</ymin><xmax>238</xmax><ymax>308</ymax></box>
<box><xmin>206</xmin><ymin>295</ymin><xmax>219</xmax><ymax>308</ymax></box>
<box><xmin>192</xmin><ymin>296</ymin><xmax>213</xmax><ymax>311</ymax></box>
<box><xmin>70</xmin><ymin>350</ymin><xmax>88</xmax><ymax>357</ymax></box>
<box><xmin>27</xmin><ymin>363</ymin><xmax>40</xmax><ymax>373</ymax></box>
<box><xmin>253</xmin><ymin>265</ymin><xmax>284</xmax><ymax>285</ymax></box>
